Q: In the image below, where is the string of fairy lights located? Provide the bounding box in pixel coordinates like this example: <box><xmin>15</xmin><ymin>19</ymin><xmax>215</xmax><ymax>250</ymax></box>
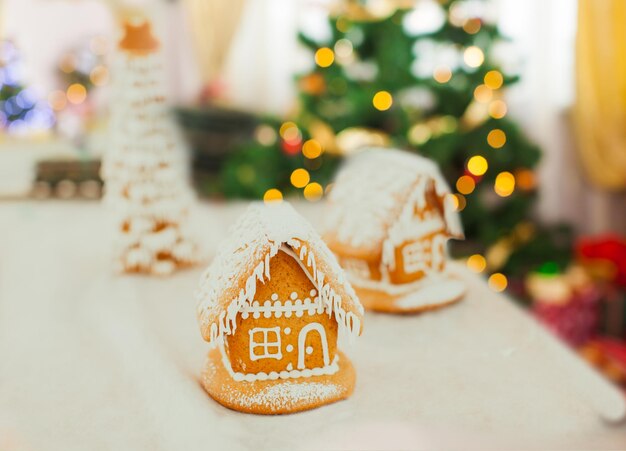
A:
<box><xmin>260</xmin><ymin>4</ymin><xmax>539</xmax><ymax>292</ymax></box>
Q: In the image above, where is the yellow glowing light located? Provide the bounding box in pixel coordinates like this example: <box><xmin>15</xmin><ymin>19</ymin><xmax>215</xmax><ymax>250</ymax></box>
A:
<box><xmin>336</xmin><ymin>17</ymin><xmax>350</xmax><ymax>33</ymax></box>
<box><xmin>279</xmin><ymin>122</ymin><xmax>301</xmax><ymax>143</ymax></box>
<box><xmin>433</xmin><ymin>66</ymin><xmax>452</xmax><ymax>83</ymax></box>
<box><xmin>463</xmin><ymin>46</ymin><xmax>484</xmax><ymax>68</ymax></box>
<box><xmin>473</xmin><ymin>84</ymin><xmax>492</xmax><ymax>103</ymax></box>
<box><xmin>408</xmin><ymin>123</ymin><xmax>431</xmax><ymax>145</ymax></box>
<box><xmin>463</xmin><ymin>18</ymin><xmax>481</xmax><ymax>34</ymax></box>
<box><xmin>484</xmin><ymin>70</ymin><xmax>503</xmax><ymax>89</ymax></box>
<box><xmin>452</xmin><ymin>193</ymin><xmax>467</xmax><ymax>211</ymax></box>
<box><xmin>488</xmin><ymin>273</ymin><xmax>508</xmax><ymax>292</ymax></box>
<box><xmin>467</xmin><ymin>155</ymin><xmax>488</xmax><ymax>176</ymax></box>
<box><xmin>487</xmin><ymin>129</ymin><xmax>506</xmax><ymax>148</ymax></box>
<box><xmin>48</xmin><ymin>90</ymin><xmax>67</xmax><ymax>111</ymax></box>
<box><xmin>315</xmin><ymin>47</ymin><xmax>335</xmax><ymax>68</ymax></box>
<box><xmin>303</xmin><ymin>182</ymin><xmax>324</xmax><ymax>201</ymax></box>
<box><xmin>290</xmin><ymin>168</ymin><xmax>310</xmax><ymax>188</ymax></box>
<box><xmin>456</xmin><ymin>175</ymin><xmax>476</xmax><ymax>195</ymax></box>
<box><xmin>467</xmin><ymin>254</ymin><xmax>487</xmax><ymax>273</ymax></box>
<box><xmin>279</xmin><ymin>121</ymin><xmax>297</xmax><ymax>137</ymax></box>
<box><xmin>89</xmin><ymin>66</ymin><xmax>109</xmax><ymax>86</ymax></box>
<box><xmin>302</xmin><ymin>139</ymin><xmax>323</xmax><ymax>159</ymax></box>
<box><xmin>263</xmin><ymin>188</ymin><xmax>283</xmax><ymax>203</ymax></box>
<box><xmin>373</xmin><ymin>91</ymin><xmax>393</xmax><ymax>111</ymax></box>
<box><xmin>494</xmin><ymin>171</ymin><xmax>515</xmax><ymax>197</ymax></box>
<box><xmin>516</xmin><ymin>169</ymin><xmax>536</xmax><ymax>191</ymax></box>
<box><xmin>489</xmin><ymin>100</ymin><xmax>508</xmax><ymax>119</ymax></box>
<box><xmin>66</xmin><ymin>83</ymin><xmax>87</xmax><ymax>104</ymax></box>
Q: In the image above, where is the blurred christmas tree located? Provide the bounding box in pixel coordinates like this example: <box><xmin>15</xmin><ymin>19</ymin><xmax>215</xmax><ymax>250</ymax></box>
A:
<box><xmin>0</xmin><ymin>40</ymin><xmax>55</xmax><ymax>134</ymax></box>
<box><xmin>222</xmin><ymin>0</ymin><xmax>572</xmax><ymax>279</ymax></box>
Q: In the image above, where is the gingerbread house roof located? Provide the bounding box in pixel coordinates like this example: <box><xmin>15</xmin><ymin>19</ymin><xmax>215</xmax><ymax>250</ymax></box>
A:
<box><xmin>196</xmin><ymin>202</ymin><xmax>364</xmax><ymax>344</ymax></box>
<box><xmin>325</xmin><ymin>148</ymin><xmax>463</xmax><ymax>257</ymax></box>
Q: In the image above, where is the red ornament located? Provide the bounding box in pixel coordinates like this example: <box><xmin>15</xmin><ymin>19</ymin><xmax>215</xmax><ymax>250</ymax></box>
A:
<box><xmin>281</xmin><ymin>139</ymin><xmax>301</xmax><ymax>156</ymax></box>
<box><xmin>576</xmin><ymin>234</ymin><xmax>626</xmax><ymax>288</ymax></box>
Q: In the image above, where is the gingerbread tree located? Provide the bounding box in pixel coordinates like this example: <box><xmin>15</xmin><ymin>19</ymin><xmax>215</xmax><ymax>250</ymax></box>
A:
<box><xmin>101</xmin><ymin>20</ymin><xmax>198</xmax><ymax>276</ymax></box>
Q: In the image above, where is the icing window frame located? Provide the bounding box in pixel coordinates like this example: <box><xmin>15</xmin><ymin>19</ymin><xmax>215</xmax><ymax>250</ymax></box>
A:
<box><xmin>342</xmin><ymin>258</ymin><xmax>370</xmax><ymax>279</ymax></box>
<box><xmin>402</xmin><ymin>241</ymin><xmax>430</xmax><ymax>274</ymax></box>
<box><xmin>249</xmin><ymin>327</ymin><xmax>283</xmax><ymax>361</ymax></box>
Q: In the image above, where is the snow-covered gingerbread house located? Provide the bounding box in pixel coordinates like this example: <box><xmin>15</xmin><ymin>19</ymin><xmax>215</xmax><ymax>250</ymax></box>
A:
<box><xmin>325</xmin><ymin>148</ymin><xmax>465</xmax><ymax>313</ymax></box>
<box><xmin>196</xmin><ymin>202</ymin><xmax>364</xmax><ymax>414</ymax></box>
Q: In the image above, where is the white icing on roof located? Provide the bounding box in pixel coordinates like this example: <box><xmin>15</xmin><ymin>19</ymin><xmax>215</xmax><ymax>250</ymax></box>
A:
<box><xmin>196</xmin><ymin>202</ymin><xmax>363</xmax><ymax>344</ymax></box>
<box><xmin>325</xmin><ymin>148</ymin><xmax>463</xmax><ymax>254</ymax></box>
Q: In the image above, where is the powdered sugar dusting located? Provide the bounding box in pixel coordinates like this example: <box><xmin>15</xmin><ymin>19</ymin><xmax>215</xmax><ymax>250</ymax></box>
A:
<box><xmin>196</xmin><ymin>202</ymin><xmax>363</xmax><ymax>344</ymax></box>
<box><xmin>225</xmin><ymin>381</ymin><xmax>343</xmax><ymax>411</ymax></box>
<box><xmin>325</xmin><ymin>148</ymin><xmax>462</xmax><ymax>253</ymax></box>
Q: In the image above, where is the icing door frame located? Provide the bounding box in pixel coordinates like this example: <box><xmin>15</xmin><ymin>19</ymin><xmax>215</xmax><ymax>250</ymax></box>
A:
<box><xmin>297</xmin><ymin>322</ymin><xmax>329</xmax><ymax>369</ymax></box>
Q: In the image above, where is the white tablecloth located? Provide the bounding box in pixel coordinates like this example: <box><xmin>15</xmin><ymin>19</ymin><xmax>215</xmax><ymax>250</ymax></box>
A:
<box><xmin>1</xmin><ymin>201</ymin><xmax>624</xmax><ymax>450</ymax></box>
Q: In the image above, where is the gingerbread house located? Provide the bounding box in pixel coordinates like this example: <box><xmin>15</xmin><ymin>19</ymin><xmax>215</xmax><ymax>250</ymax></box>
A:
<box><xmin>196</xmin><ymin>202</ymin><xmax>364</xmax><ymax>414</ymax></box>
<box><xmin>324</xmin><ymin>148</ymin><xmax>465</xmax><ymax>313</ymax></box>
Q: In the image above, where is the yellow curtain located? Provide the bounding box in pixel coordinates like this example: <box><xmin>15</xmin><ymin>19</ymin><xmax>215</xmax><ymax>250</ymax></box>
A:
<box><xmin>183</xmin><ymin>0</ymin><xmax>246</xmax><ymax>88</ymax></box>
<box><xmin>575</xmin><ymin>0</ymin><xmax>626</xmax><ymax>190</ymax></box>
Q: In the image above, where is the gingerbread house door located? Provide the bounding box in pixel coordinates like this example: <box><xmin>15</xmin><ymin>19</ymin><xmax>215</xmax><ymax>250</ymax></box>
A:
<box><xmin>297</xmin><ymin>322</ymin><xmax>329</xmax><ymax>370</ymax></box>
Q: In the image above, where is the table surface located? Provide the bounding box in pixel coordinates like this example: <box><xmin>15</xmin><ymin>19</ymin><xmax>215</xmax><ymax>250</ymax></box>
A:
<box><xmin>1</xmin><ymin>201</ymin><xmax>624</xmax><ymax>451</ymax></box>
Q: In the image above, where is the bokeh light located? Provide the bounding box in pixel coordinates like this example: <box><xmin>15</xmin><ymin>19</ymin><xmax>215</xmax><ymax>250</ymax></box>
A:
<box><xmin>456</xmin><ymin>175</ymin><xmax>476</xmax><ymax>194</ymax></box>
<box><xmin>302</xmin><ymin>139</ymin><xmax>323</xmax><ymax>159</ymax></box>
<box><xmin>488</xmin><ymin>273</ymin><xmax>508</xmax><ymax>292</ymax></box>
<box><xmin>467</xmin><ymin>254</ymin><xmax>487</xmax><ymax>273</ymax></box>
<box><xmin>433</xmin><ymin>66</ymin><xmax>452</xmax><ymax>83</ymax></box>
<box><xmin>451</xmin><ymin>193</ymin><xmax>467</xmax><ymax>211</ymax></box>
<box><xmin>89</xmin><ymin>66</ymin><xmax>109</xmax><ymax>86</ymax></box>
<box><xmin>334</xmin><ymin>39</ymin><xmax>353</xmax><ymax>59</ymax></box>
<box><xmin>263</xmin><ymin>188</ymin><xmax>283</xmax><ymax>203</ymax></box>
<box><xmin>463</xmin><ymin>18</ymin><xmax>481</xmax><ymax>34</ymax></box>
<box><xmin>315</xmin><ymin>47</ymin><xmax>335</xmax><ymax>67</ymax></box>
<box><xmin>489</xmin><ymin>100</ymin><xmax>508</xmax><ymax>119</ymax></box>
<box><xmin>408</xmin><ymin>123</ymin><xmax>431</xmax><ymax>145</ymax></box>
<box><xmin>467</xmin><ymin>155</ymin><xmax>488</xmax><ymax>176</ymax></box>
<box><xmin>66</xmin><ymin>83</ymin><xmax>87</xmax><ymax>104</ymax></box>
<box><xmin>484</xmin><ymin>70</ymin><xmax>503</xmax><ymax>89</ymax></box>
<box><xmin>487</xmin><ymin>129</ymin><xmax>506</xmax><ymax>148</ymax></box>
<box><xmin>255</xmin><ymin>124</ymin><xmax>277</xmax><ymax>145</ymax></box>
<box><xmin>463</xmin><ymin>46</ymin><xmax>484</xmax><ymax>68</ymax></box>
<box><xmin>48</xmin><ymin>90</ymin><xmax>67</xmax><ymax>111</ymax></box>
<box><xmin>290</xmin><ymin>168</ymin><xmax>310</xmax><ymax>188</ymax></box>
<box><xmin>473</xmin><ymin>84</ymin><xmax>492</xmax><ymax>103</ymax></box>
<box><xmin>279</xmin><ymin>122</ymin><xmax>301</xmax><ymax>144</ymax></box>
<box><xmin>494</xmin><ymin>171</ymin><xmax>515</xmax><ymax>197</ymax></box>
<box><xmin>303</xmin><ymin>182</ymin><xmax>323</xmax><ymax>201</ymax></box>
<box><xmin>516</xmin><ymin>168</ymin><xmax>536</xmax><ymax>191</ymax></box>
<box><xmin>373</xmin><ymin>90</ymin><xmax>393</xmax><ymax>111</ymax></box>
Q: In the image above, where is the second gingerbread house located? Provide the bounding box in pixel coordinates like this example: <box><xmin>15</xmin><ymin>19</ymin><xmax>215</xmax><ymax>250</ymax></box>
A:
<box><xmin>325</xmin><ymin>148</ymin><xmax>465</xmax><ymax>313</ymax></box>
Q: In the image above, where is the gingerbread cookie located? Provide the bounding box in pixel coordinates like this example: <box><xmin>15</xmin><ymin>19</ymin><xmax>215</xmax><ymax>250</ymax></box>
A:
<box><xmin>325</xmin><ymin>148</ymin><xmax>465</xmax><ymax>313</ymax></box>
<box><xmin>196</xmin><ymin>202</ymin><xmax>364</xmax><ymax>414</ymax></box>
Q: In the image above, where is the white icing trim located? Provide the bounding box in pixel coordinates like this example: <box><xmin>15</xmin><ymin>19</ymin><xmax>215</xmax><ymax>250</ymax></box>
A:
<box><xmin>297</xmin><ymin>322</ymin><xmax>330</xmax><ymax>370</ymax></box>
<box><xmin>240</xmin><ymin>296</ymin><xmax>328</xmax><ymax>320</ymax></box>
<box><xmin>349</xmin><ymin>267</ymin><xmax>457</xmax><ymax>296</ymax></box>
<box><xmin>229</xmin><ymin>354</ymin><xmax>340</xmax><ymax>383</ymax></box>
<box><xmin>248</xmin><ymin>327</ymin><xmax>282</xmax><ymax>361</ymax></box>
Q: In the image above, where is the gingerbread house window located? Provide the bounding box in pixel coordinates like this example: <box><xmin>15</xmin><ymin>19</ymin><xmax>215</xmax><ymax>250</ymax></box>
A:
<box><xmin>402</xmin><ymin>241</ymin><xmax>429</xmax><ymax>274</ymax></box>
<box><xmin>342</xmin><ymin>258</ymin><xmax>370</xmax><ymax>279</ymax></box>
<box><xmin>249</xmin><ymin>327</ymin><xmax>282</xmax><ymax>361</ymax></box>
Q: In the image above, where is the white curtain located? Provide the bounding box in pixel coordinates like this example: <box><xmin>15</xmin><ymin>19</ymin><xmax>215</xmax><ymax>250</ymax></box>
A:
<box><xmin>498</xmin><ymin>0</ymin><xmax>626</xmax><ymax>234</ymax></box>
